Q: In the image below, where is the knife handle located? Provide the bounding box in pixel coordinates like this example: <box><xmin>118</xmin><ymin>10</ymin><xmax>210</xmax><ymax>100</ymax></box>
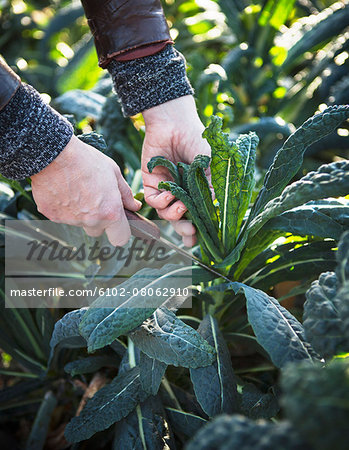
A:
<box><xmin>124</xmin><ymin>209</ymin><xmax>161</xmax><ymax>240</ymax></box>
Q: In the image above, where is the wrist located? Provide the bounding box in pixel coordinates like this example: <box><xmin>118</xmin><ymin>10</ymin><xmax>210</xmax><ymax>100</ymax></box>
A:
<box><xmin>0</xmin><ymin>84</ymin><xmax>73</xmax><ymax>180</ymax></box>
<box><xmin>107</xmin><ymin>45</ymin><xmax>194</xmax><ymax>117</ymax></box>
<box><xmin>30</xmin><ymin>135</ymin><xmax>78</xmax><ymax>181</ymax></box>
<box><xmin>143</xmin><ymin>95</ymin><xmax>203</xmax><ymax>130</ymax></box>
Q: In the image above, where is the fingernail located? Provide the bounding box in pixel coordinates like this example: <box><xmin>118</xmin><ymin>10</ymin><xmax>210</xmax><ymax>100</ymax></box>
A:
<box><xmin>166</xmin><ymin>194</ymin><xmax>173</xmax><ymax>202</ymax></box>
<box><xmin>177</xmin><ymin>206</ymin><xmax>187</xmax><ymax>214</ymax></box>
<box><xmin>135</xmin><ymin>199</ymin><xmax>142</xmax><ymax>208</ymax></box>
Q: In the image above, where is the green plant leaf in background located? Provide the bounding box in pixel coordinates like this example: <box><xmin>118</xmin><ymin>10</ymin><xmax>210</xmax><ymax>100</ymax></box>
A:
<box><xmin>65</xmin><ymin>366</ymin><xmax>147</xmax><ymax>443</ymax></box>
<box><xmin>220</xmin><ymin>159</ymin><xmax>349</xmax><ymax>268</ymax></box>
<box><xmin>186</xmin><ymin>414</ymin><xmax>309</xmax><ymax>450</ymax></box>
<box><xmin>113</xmin><ymin>396</ymin><xmax>175</xmax><ymax>450</ymax></box>
<box><xmin>49</xmin><ymin>308</ymin><xmax>87</xmax><ymax>363</ymax></box>
<box><xmin>139</xmin><ymin>352</ymin><xmax>167</xmax><ymax>396</ymax></box>
<box><xmin>303</xmin><ymin>231</ymin><xmax>349</xmax><ymax>359</ymax></box>
<box><xmin>130</xmin><ymin>307</ymin><xmax>216</xmax><ymax>368</ymax></box>
<box><xmin>241</xmin><ymin>383</ymin><xmax>279</xmax><ymax>420</ymax></box>
<box><xmin>250</xmin><ymin>105</ymin><xmax>349</xmax><ymax>219</ymax></box>
<box><xmin>228</xmin><ymin>283</ymin><xmax>317</xmax><ymax>368</ymax></box>
<box><xmin>190</xmin><ymin>314</ymin><xmax>239</xmax><ymax>417</ymax></box>
<box><xmin>64</xmin><ymin>355</ymin><xmax>118</xmax><ymax>377</ymax></box>
<box><xmin>79</xmin><ymin>265</ymin><xmax>193</xmax><ymax>352</ymax></box>
<box><xmin>282</xmin><ymin>358</ymin><xmax>349</xmax><ymax>450</ymax></box>
<box><xmin>263</xmin><ymin>199</ymin><xmax>349</xmax><ymax>241</ymax></box>
<box><xmin>165</xmin><ymin>408</ymin><xmax>207</xmax><ymax>438</ymax></box>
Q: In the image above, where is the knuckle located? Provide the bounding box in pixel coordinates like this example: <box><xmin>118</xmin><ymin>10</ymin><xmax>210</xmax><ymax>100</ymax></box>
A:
<box><xmin>99</xmin><ymin>204</ymin><xmax>120</xmax><ymax>222</ymax></box>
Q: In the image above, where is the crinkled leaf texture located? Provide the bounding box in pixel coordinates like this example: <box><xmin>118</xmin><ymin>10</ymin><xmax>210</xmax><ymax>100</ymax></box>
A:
<box><xmin>64</xmin><ymin>355</ymin><xmax>118</xmax><ymax>376</ymax></box>
<box><xmin>303</xmin><ymin>272</ymin><xmax>346</xmax><ymax>359</ymax></box>
<box><xmin>79</xmin><ymin>264</ymin><xmax>192</xmax><ymax>352</ymax></box>
<box><xmin>65</xmin><ymin>366</ymin><xmax>147</xmax><ymax>443</ymax></box>
<box><xmin>130</xmin><ymin>307</ymin><xmax>216</xmax><ymax>368</ymax></box>
<box><xmin>190</xmin><ymin>315</ymin><xmax>239</xmax><ymax>417</ymax></box>
<box><xmin>203</xmin><ymin>116</ymin><xmax>258</xmax><ymax>251</ymax></box>
<box><xmin>49</xmin><ymin>308</ymin><xmax>87</xmax><ymax>364</ymax></box>
<box><xmin>139</xmin><ymin>351</ymin><xmax>167</xmax><ymax>396</ymax></box>
<box><xmin>187</xmin><ymin>155</ymin><xmax>222</xmax><ymax>251</ymax></box>
<box><xmin>303</xmin><ymin>231</ymin><xmax>349</xmax><ymax>359</ymax></box>
<box><xmin>228</xmin><ymin>282</ymin><xmax>317</xmax><ymax>367</ymax></box>
<box><xmin>112</xmin><ymin>396</ymin><xmax>175</xmax><ymax>450</ymax></box>
<box><xmin>166</xmin><ymin>408</ymin><xmax>207</xmax><ymax>438</ymax></box>
<box><xmin>241</xmin><ymin>383</ymin><xmax>279</xmax><ymax>420</ymax></box>
<box><xmin>282</xmin><ymin>358</ymin><xmax>349</xmax><ymax>450</ymax></box>
<box><xmin>264</xmin><ymin>199</ymin><xmax>349</xmax><ymax>240</ymax></box>
<box><xmin>219</xmin><ymin>160</ymin><xmax>349</xmax><ymax>268</ymax></box>
<box><xmin>186</xmin><ymin>414</ymin><xmax>310</xmax><ymax>450</ymax></box>
<box><xmin>250</xmin><ymin>105</ymin><xmax>349</xmax><ymax>219</ymax></box>
<box><xmin>147</xmin><ymin>155</ymin><xmax>181</xmax><ymax>185</ymax></box>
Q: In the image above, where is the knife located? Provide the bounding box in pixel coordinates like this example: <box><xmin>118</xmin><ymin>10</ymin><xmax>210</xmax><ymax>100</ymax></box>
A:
<box><xmin>124</xmin><ymin>209</ymin><xmax>232</xmax><ymax>283</ymax></box>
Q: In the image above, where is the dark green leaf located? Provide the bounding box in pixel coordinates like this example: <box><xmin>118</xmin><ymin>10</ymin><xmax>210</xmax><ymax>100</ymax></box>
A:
<box><xmin>147</xmin><ymin>156</ymin><xmax>181</xmax><ymax>185</ymax></box>
<box><xmin>130</xmin><ymin>307</ymin><xmax>216</xmax><ymax>368</ymax></box>
<box><xmin>25</xmin><ymin>391</ymin><xmax>57</xmax><ymax>450</ymax></box>
<box><xmin>282</xmin><ymin>359</ymin><xmax>349</xmax><ymax>450</ymax></box>
<box><xmin>139</xmin><ymin>352</ymin><xmax>167</xmax><ymax>396</ymax></box>
<box><xmin>303</xmin><ymin>231</ymin><xmax>349</xmax><ymax>359</ymax></box>
<box><xmin>187</xmin><ymin>155</ymin><xmax>222</xmax><ymax>251</ymax></box>
<box><xmin>229</xmin><ymin>282</ymin><xmax>317</xmax><ymax>367</ymax></box>
<box><xmin>241</xmin><ymin>383</ymin><xmax>279</xmax><ymax>420</ymax></box>
<box><xmin>79</xmin><ymin>265</ymin><xmax>193</xmax><ymax>352</ymax></box>
<box><xmin>49</xmin><ymin>309</ymin><xmax>87</xmax><ymax>362</ymax></box>
<box><xmin>187</xmin><ymin>415</ymin><xmax>310</xmax><ymax>450</ymax></box>
<box><xmin>190</xmin><ymin>315</ymin><xmax>239</xmax><ymax>416</ymax></box>
<box><xmin>65</xmin><ymin>367</ymin><xmax>147</xmax><ymax>443</ymax></box>
<box><xmin>166</xmin><ymin>407</ymin><xmax>207</xmax><ymax>437</ymax></box>
<box><xmin>64</xmin><ymin>355</ymin><xmax>118</xmax><ymax>376</ymax></box>
<box><xmin>221</xmin><ymin>160</ymin><xmax>349</xmax><ymax>268</ymax></box>
<box><xmin>158</xmin><ymin>181</ymin><xmax>222</xmax><ymax>261</ymax></box>
<box><xmin>264</xmin><ymin>200</ymin><xmax>349</xmax><ymax>240</ymax></box>
<box><xmin>282</xmin><ymin>3</ymin><xmax>349</xmax><ymax>69</ymax></box>
<box><xmin>250</xmin><ymin>106</ymin><xmax>349</xmax><ymax>219</ymax></box>
<box><xmin>113</xmin><ymin>396</ymin><xmax>175</xmax><ymax>450</ymax></box>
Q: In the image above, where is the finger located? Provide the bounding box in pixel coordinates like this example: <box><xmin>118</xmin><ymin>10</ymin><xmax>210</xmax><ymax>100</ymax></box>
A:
<box><xmin>144</xmin><ymin>186</ymin><xmax>175</xmax><ymax>210</ymax></box>
<box><xmin>83</xmin><ymin>225</ymin><xmax>105</xmax><ymax>238</ymax></box>
<box><xmin>105</xmin><ymin>211</ymin><xmax>131</xmax><ymax>247</ymax></box>
<box><xmin>183</xmin><ymin>235</ymin><xmax>197</xmax><ymax>247</ymax></box>
<box><xmin>156</xmin><ymin>200</ymin><xmax>187</xmax><ymax>221</ymax></box>
<box><xmin>115</xmin><ymin>167</ymin><xmax>142</xmax><ymax>211</ymax></box>
<box><xmin>203</xmin><ymin>164</ymin><xmax>216</xmax><ymax>201</ymax></box>
<box><xmin>172</xmin><ymin>220</ymin><xmax>196</xmax><ymax>237</ymax></box>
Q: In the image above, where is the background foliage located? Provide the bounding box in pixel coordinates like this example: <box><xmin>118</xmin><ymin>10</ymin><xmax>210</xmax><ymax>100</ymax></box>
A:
<box><xmin>0</xmin><ymin>1</ymin><xmax>348</xmax><ymax>449</ymax></box>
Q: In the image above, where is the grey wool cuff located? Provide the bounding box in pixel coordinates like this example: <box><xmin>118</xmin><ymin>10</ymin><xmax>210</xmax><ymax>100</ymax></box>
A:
<box><xmin>0</xmin><ymin>84</ymin><xmax>74</xmax><ymax>180</ymax></box>
<box><xmin>107</xmin><ymin>44</ymin><xmax>194</xmax><ymax>117</ymax></box>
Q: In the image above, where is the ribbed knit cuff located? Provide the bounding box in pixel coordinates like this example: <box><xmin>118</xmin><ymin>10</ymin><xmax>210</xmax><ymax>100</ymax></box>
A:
<box><xmin>0</xmin><ymin>84</ymin><xmax>74</xmax><ymax>180</ymax></box>
<box><xmin>107</xmin><ymin>44</ymin><xmax>194</xmax><ymax>117</ymax></box>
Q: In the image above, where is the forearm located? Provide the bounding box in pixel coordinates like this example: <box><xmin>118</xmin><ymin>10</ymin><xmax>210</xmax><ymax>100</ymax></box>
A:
<box><xmin>0</xmin><ymin>82</ymin><xmax>73</xmax><ymax>180</ymax></box>
<box><xmin>107</xmin><ymin>45</ymin><xmax>194</xmax><ymax>117</ymax></box>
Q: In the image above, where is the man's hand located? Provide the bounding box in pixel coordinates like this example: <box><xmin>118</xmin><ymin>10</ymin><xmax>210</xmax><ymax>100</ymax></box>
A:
<box><xmin>142</xmin><ymin>95</ymin><xmax>211</xmax><ymax>247</ymax></box>
<box><xmin>31</xmin><ymin>135</ymin><xmax>141</xmax><ymax>246</ymax></box>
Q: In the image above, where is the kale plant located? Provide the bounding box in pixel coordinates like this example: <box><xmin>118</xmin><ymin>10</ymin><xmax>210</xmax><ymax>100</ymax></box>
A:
<box><xmin>149</xmin><ymin>105</ymin><xmax>349</xmax><ymax>292</ymax></box>
<box><xmin>43</xmin><ymin>106</ymin><xmax>349</xmax><ymax>448</ymax></box>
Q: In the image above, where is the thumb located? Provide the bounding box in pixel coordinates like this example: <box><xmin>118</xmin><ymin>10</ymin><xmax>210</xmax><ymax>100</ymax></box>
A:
<box><xmin>205</xmin><ymin>165</ymin><xmax>216</xmax><ymax>201</ymax></box>
<box><xmin>115</xmin><ymin>167</ymin><xmax>142</xmax><ymax>212</ymax></box>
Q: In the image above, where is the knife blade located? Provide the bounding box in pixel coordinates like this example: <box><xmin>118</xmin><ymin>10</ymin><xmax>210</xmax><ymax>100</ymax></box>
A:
<box><xmin>124</xmin><ymin>209</ymin><xmax>232</xmax><ymax>283</ymax></box>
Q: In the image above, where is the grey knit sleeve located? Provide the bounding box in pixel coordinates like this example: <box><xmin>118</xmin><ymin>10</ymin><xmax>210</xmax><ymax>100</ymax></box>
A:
<box><xmin>0</xmin><ymin>84</ymin><xmax>74</xmax><ymax>180</ymax></box>
<box><xmin>107</xmin><ymin>44</ymin><xmax>194</xmax><ymax>117</ymax></box>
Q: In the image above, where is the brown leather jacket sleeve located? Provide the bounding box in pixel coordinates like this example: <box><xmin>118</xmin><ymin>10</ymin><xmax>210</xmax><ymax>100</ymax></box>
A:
<box><xmin>81</xmin><ymin>0</ymin><xmax>171</xmax><ymax>68</ymax></box>
<box><xmin>0</xmin><ymin>58</ymin><xmax>21</xmax><ymax>113</ymax></box>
